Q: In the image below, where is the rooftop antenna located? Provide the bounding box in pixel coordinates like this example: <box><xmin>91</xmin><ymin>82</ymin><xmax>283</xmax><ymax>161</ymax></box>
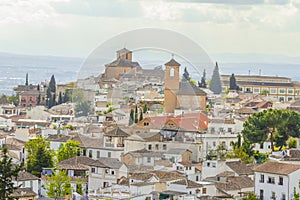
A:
<box><xmin>171</xmin><ymin>53</ymin><xmax>174</xmax><ymax>59</ymax></box>
<box><xmin>248</xmin><ymin>70</ymin><xmax>250</xmax><ymax>76</ymax></box>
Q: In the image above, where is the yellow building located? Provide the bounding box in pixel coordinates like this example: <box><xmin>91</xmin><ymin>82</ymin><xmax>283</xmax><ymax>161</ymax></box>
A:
<box><xmin>104</xmin><ymin>48</ymin><xmax>142</xmax><ymax>79</ymax></box>
<box><xmin>164</xmin><ymin>58</ymin><xmax>206</xmax><ymax>113</ymax></box>
<box><xmin>221</xmin><ymin>75</ymin><xmax>300</xmax><ymax>102</ymax></box>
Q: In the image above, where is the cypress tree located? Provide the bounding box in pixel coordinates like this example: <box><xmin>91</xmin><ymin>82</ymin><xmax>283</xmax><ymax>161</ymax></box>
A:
<box><xmin>229</xmin><ymin>73</ymin><xmax>239</xmax><ymax>90</ymax></box>
<box><xmin>129</xmin><ymin>108</ymin><xmax>134</xmax><ymax>125</ymax></box>
<box><xmin>209</xmin><ymin>62</ymin><xmax>222</xmax><ymax>94</ymax></box>
<box><xmin>134</xmin><ymin>105</ymin><xmax>138</xmax><ymax>123</ymax></box>
<box><xmin>58</xmin><ymin>92</ymin><xmax>63</xmax><ymax>105</ymax></box>
<box><xmin>37</xmin><ymin>94</ymin><xmax>41</xmax><ymax>105</ymax></box>
<box><xmin>25</xmin><ymin>73</ymin><xmax>28</xmax><ymax>86</ymax></box>
<box><xmin>199</xmin><ymin>69</ymin><xmax>207</xmax><ymax>88</ymax></box>
<box><xmin>139</xmin><ymin>109</ymin><xmax>143</xmax><ymax>121</ymax></box>
<box><xmin>183</xmin><ymin>67</ymin><xmax>190</xmax><ymax>81</ymax></box>
<box><xmin>49</xmin><ymin>75</ymin><xmax>56</xmax><ymax>93</ymax></box>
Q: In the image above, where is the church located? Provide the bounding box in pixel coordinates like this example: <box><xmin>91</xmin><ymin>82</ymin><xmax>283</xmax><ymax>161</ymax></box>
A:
<box><xmin>164</xmin><ymin>58</ymin><xmax>207</xmax><ymax>113</ymax></box>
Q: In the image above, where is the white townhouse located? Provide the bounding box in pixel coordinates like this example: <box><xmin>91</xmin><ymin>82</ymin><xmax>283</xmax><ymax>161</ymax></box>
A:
<box><xmin>254</xmin><ymin>161</ymin><xmax>300</xmax><ymax>200</ymax></box>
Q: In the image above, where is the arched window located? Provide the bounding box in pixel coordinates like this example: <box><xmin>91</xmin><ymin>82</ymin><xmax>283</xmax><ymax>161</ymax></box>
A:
<box><xmin>170</xmin><ymin>68</ymin><xmax>175</xmax><ymax>77</ymax></box>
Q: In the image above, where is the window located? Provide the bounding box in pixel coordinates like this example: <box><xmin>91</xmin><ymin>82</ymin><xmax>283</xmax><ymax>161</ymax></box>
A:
<box><xmin>97</xmin><ymin>151</ymin><xmax>100</xmax><ymax>158</ymax></box>
<box><xmin>288</xmin><ymin>89</ymin><xmax>294</xmax><ymax>94</ymax></box>
<box><xmin>148</xmin><ymin>144</ymin><xmax>152</xmax><ymax>150</ymax></box>
<box><xmin>270</xmin><ymin>88</ymin><xmax>277</xmax><ymax>94</ymax></box>
<box><xmin>260</xmin><ymin>189</ymin><xmax>264</xmax><ymax>200</ymax></box>
<box><xmin>108</xmin><ymin>152</ymin><xmax>111</xmax><ymax>158</ymax></box>
<box><xmin>83</xmin><ymin>149</ymin><xmax>86</xmax><ymax>156</ymax></box>
<box><xmin>144</xmin><ymin>122</ymin><xmax>149</xmax><ymax>126</ymax></box>
<box><xmin>30</xmin><ymin>181</ymin><xmax>33</xmax><ymax>189</ymax></box>
<box><xmin>282</xmin><ymin>193</ymin><xmax>286</xmax><ymax>200</ymax></box>
<box><xmin>202</xmin><ymin>188</ymin><xmax>207</xmax><ymax>194</ymax></box>
<box><xmin>163</xmin><ymin>144</ymin><xmax>167</xmax><ymax>150</ymax></box>
<box><xmin>155</xmin><ymin>144</ymin><xmax>159</xmax><ymax>150</ymax></box>
<box><xmin>147</xmin><ymin>157</ymin><xmax>151</xmax><ymax>163</ymax></box>
<box><xmin>271</xmin><ymin>191</ymin><xmax>276</xmax><ymax>200</ymax></box>
<box><xmin>89</xmin><ymin>150</ymin><xmax>92</xmax><ymax>158</ymax></box>
<box><xmin>91</xmin><ymin>167</ymin><xmax>96</xmax><ymax>173</ymax></box>
<box><xmin>228</xmin><ymin>128</ymin><xmax>232</xmax><ymax>133</ymax></box>
<box><xmin>288</xmin><ymin>97</ymin><xmax>293</xmax><ymax>101</ymax></box>
<box><xmin>207</xmin><ymin>162</ymin><xmax>210</xmax><ymax>167</ymax></box>
<box><xmin>219</xmin><ymin>128</ymin><xmax>224</xmax><ymax>132</ymax></box>
<box><xmin>279</xmin><ymin>88</ymin><xmax>286</xmax><ymax>94</ymax></box>
<box><xmin>268</xmin><ymin>177</ymin><xmax>275</xmax><ymax>184</ymax></box>
<box><xmin>111</xmin><ymin>170</ymin><xmax>115</xmax><ymax>175</ymax></box>
<box><xmin>254</xmin><ymin>88</ymin><xmax>260</xmax><ymax>94</ymax></box>
<box><xmin>260</xmin><ymin>174</ymin><xmax>264</xmax><ymax>183</ymax></box>
<box><xmin>279</xmin><ymin>176</ymin><xmax>283</xmax><ymax>185</ymax></box>
<box><xmin>105</xmin><ymin>169</ymin><xmax>109</xmax><ymax>174</ymax></box>
<box><xmin>213</xmin><ymin>141</ymin><xmax>216</xmax><ymax>147</ymax></box>
<box><xmin>279</xmin><ymin>97</ymin><xmax>285</xmax><ymax>102</ymax></box>
<box><xmin>211</xmin><ymin>127</ymin><xmax>215</xmax><ymax>133</ymax></box>
<box><xmin>170</xmin><ymin>68</ymin><xmax>175</xmax><ymax>77</ymax></box>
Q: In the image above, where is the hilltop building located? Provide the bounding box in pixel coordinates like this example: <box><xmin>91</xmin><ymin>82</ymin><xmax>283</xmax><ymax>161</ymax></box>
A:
<box><xmin>164</xmin><ymin>58</ymin><xmax>207</xmax><ymax>113</ymax></box>
<box><xmin>221</xmin><ymin>74</ymin><xmax>300</xmax><ymax>102</ymax></box>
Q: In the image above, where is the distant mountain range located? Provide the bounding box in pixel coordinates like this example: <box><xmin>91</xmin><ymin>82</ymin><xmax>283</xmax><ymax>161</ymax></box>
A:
<box><xmin>0</xmin><ymin>52</ymin><xmax>299</xmax><ymax>94</ymax></box>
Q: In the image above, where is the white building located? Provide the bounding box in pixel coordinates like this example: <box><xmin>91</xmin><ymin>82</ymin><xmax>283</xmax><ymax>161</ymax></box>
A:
<box><xmin>254</xmin><ymin>161</ymin><xmax>300</xmax><ymax>200</ymax></box>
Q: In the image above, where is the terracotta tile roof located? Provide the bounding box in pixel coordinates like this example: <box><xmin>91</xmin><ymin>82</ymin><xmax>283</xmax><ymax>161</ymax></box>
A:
<box><xmin>235</xmin><ymin>107</ymin><xmax>256</xmax><ymax>114</ymax></box>
<box><xmin>72</xmin><ymin>135</ymin><xmax>103</xmax><ymax>149</ymax></box>
<box><xmin>226</xmin><ymin>160</ymin><xmax>253</xmax><ymax>175</ymax></box>
<box><xmin>172</xmin><ymin>179</ymin><xmax>203</xmax><ymax>188</ymax></box>
<box><xmin>47</xmin><ymin>134</ymin><xmax>71</xmax><ymax>142</ymax></box>
<box><xmin>177</xmin><ymin>80</ymin><xmax>206</xmax><ymax>96</ymax></box>
<box><xmin>178</xmin><ymin>161</ymin><xmax>193</xmax><ymax>167</ymax></box>
<box><xmin>104</xmin><ymin>127</ymin><xmax>129</xmax><ymax>137</ymax></box>
<box><xmin>216</xmin><ymin>176</ymin><xmax>254</xmax><ymax>191</ymax></box>
<box><xmin>254</xmin><ymin>161</ymin><xmax>300</xmax><ymax>175</ymax></box>
<box><xmin>127</xmin><ymin>148</ymin><xmax>163</xmax><ymax>158</ymax></box>
<box><xmin>127</xmin><ymin>164</ymin><xmax>154</xmax><ymax>173</ymax></box>
<box><xmin>217</xmin><ymin>171</ymin><xmax>235</xmax><ymax>177</ymax></box>
<box><xmin>151</xmin><ymin>170</ymin><xmax>185</xmax><ymax>181</ymax></box>
<box><xmin>130</xmin><ymin>173</ymin><xmax>155</xmax><ymax>181</ymax></box>
<box><xmin>98</xmin><ymin>157</ymin><xmax>123</xmax><ymax>169</ymax></box>
<box><xmin>155</xmin><ymin>160</ymin><xmax>173</xmax><ymax>167</ymax></box>
<box><xmin>16</xmin><ymin>171</ymin><xmax>38</xmax><ymax>181</ymax></box>
<box><xmin>58</xmin><ymin>156</ymin><xmax>106</xmax><ymax>169</ymax></box>
<box><xmin>165</xmin><ymin>148</ymin><xmax>191</xmax><ymax>155</ymax></box>
<box><xmin>165</xmin><ymin>58</ymin><xmax>180</xmax><ymax>66</ymax></box>
<box><xmin>12</xmin><ymin>188</ymin><xmax>37</xmax><ymax>197</ymax></box>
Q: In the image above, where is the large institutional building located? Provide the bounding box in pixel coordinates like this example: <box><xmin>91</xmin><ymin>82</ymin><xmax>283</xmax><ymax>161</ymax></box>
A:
<box><xmin>221</xmin><ymin>75</ymin><xmax>300</xmax><ymax>102</ymax></box>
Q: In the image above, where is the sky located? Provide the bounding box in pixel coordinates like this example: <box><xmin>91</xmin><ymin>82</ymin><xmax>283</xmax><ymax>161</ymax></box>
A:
<box><xmin>0</xmin><ymin>0</ymin><xmax>300</xmax><ymax>59</ymax></box>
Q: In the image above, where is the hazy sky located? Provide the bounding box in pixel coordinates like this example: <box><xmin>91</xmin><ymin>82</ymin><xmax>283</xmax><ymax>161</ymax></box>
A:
<box><xmin>0</xmin><ymin>0</ymin><xmax>300</xmax><ymax>58</ymax></box>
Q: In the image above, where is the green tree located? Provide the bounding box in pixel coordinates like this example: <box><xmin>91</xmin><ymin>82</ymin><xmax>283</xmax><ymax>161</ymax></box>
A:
<box><xmin>288</xmin><ymin>138</ymin><xmax>297</xmax><ymax>148</ymax></box>
<box><xmin>0</xmin><ymin>94</ymin><xmax>8</xmax><ymax>104</ymax></box>
<box><xmin>139</xmin><ymin>109</ymin><xmax>143</xmax><ymax>121</ymax></box>
<box><xmin>129</xmin><ymin>108</ymin><xmax>134</xmax><ymax>125</ymax></box>
<box><xmin>8</xmin><ymin>94</ymin><xmax>20</xmax><ymax>106</ymax></box>
<box><xmin>25</xmin><ymin>73</ymin><xmax>29</xmax><ymax>86</ymax></box>
<box><xmin>0</xmin><ymin>146</ymin><xmax>23</xmax><ymax>199</ymax></box>
<box><xmin>45</xmin><ymin>170</ymin><xmax>71</xmax><ymax>198</ymax></box>
<box><xmin>242</xmin><ymin>193</ymin><xmax>260</xmax><ymax>200</ymax></box>
<box><xmin>49</xmin><ymin>75</ymin><xmax>56</xmax><ymax>93</ymax></box>
<box><xmin>242</xmin><ymin>109</ymin><xmax>300</xmax><ymax>151</ymax></box>
<box><xmin>58</xmin><ymin>92</ymin><xmax>63</xmax><ymax>105</ymax></box>
<box><xmin>25</xmin><ymin>137</ymin><xmax>54</xmax><ymax>177</ymax></box>
<box><xmin>57</xmin><ymin>140</ymin><xmax>81</xmax><ymax>162</ymax></box>
<box><xmin>209</xmin><ymin>62</ymin><xmax>222</xmax><ymax>94</ymax></box>
<box><xmin>200</xmin><ymin>69</ymin><xmax>207</xmax><ymax>88</ymax></box>
<box><xmin>63</xmin><ymin>89</ymin><xmax>73</xmax><ymax>103</ymax></box>
<box><xmin>75</xmin><ymin>100</ymin><xmax>92</xmax><ymax>117</ymax></box>
<box><xmin>294</xmin><ymin>181</ymin><xmax>300</xmax><ymax>200</ymax></box>
<box><xmin>183</xmin><ymin>67</ymin><xmax>190</xmax><ymax>81</ymax></box>
<box><xmin>143</xmin><ymin>103</ymin><xmax>148</xmax><ymax>113</ymax></box>
<box><xmin>134</xmin><ymin>105</ymin><xmax>138</xmax><ymax>123</ymax></box>
<box><xmin>229</xmin><ymin>73</ymin><xmax>239</xmax><ymax>90</ymax></box>
<box><xmin>37</xmin><ymin>94</ymin><xmax>41</xmax><ymax>105</ymax></box>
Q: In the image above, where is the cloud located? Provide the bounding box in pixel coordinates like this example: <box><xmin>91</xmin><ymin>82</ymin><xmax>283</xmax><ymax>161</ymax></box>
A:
<box><xmin>0</xmin><ymin>0</ymin><xmax>67</xmax><ymax>24</ymax></box>
<box><xmin>51</xmin><ymin>0</ymin><xmax>143</xmax><ymax>18</ymax></box>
